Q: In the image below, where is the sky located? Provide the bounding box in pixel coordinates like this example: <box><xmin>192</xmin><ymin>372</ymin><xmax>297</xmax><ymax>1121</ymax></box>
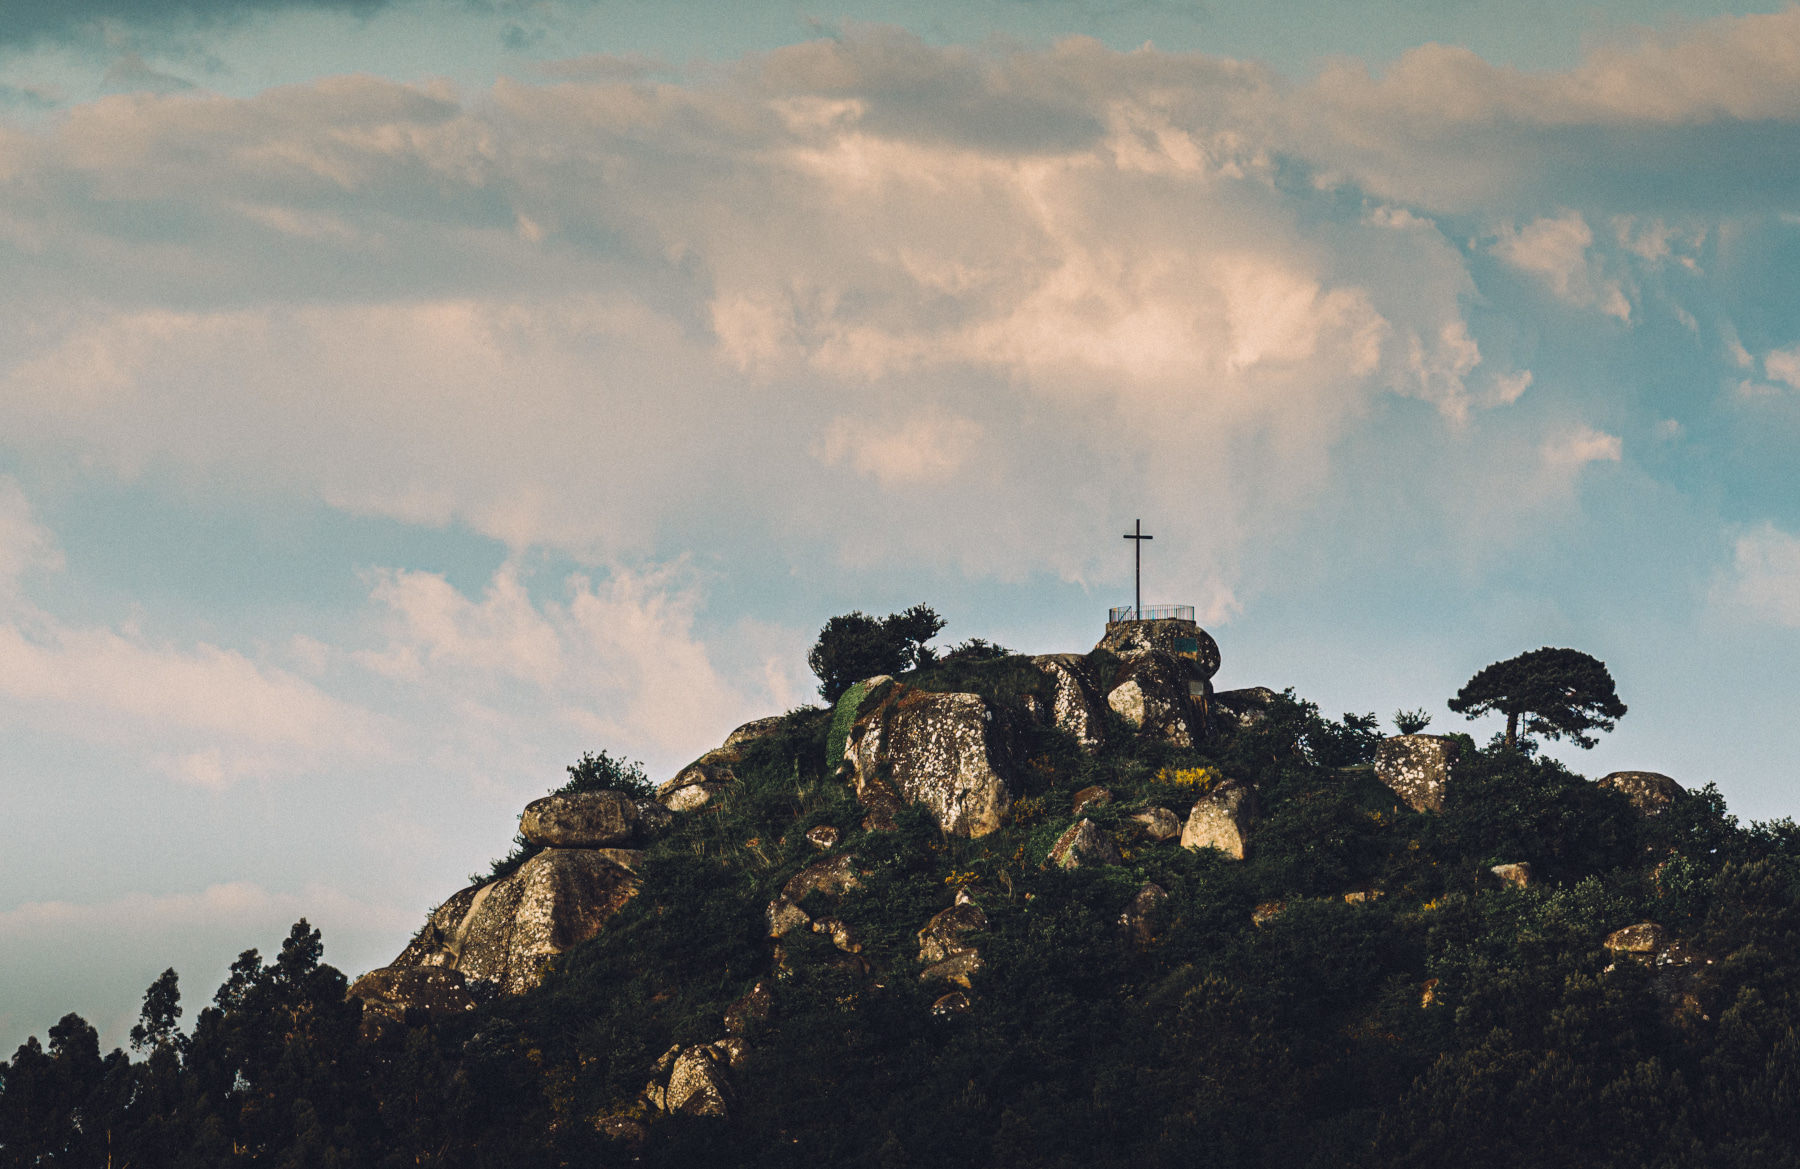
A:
<box><xmin>5</xmin><ymin>0</ymin><xmax>1800</xmax><ymax>1053</ymax></box>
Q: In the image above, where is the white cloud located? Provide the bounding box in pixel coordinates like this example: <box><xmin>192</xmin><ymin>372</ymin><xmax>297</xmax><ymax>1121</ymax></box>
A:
<box><xmin>359</xmin><ymin>559</ymin><xmax>790</xmax><ymax>764</ymax></box>
<box><xmin>1718</xmin><ymin>522</ymin><xmax>1800</xmax><ymax>628</ymax></box>
<box><xmin>1765</xmin><ymin>345</ymin><xmax>1800</xmax><ymax>389</ymax></box>
<box><xmin>1541</xmin><ymin>424</ymin><xmax>1623</xmax><ymax>469</ymax></box>
<box><xmin>815</xmin><ymin>413</ymin><xmax>984</xmax><ymax>484</ymax></box>
<box><xmin>1492</xmin><ymin>212</ymin><xmax>1631</xmax><ymax>322</ymax></box>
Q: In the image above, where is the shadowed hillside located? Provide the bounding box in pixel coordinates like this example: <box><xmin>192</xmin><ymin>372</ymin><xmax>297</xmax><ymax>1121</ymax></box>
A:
<box><xmin>5</xmin><ymin>618</ymin><xmax>1798</xmax><ymax>1168</ymax></box>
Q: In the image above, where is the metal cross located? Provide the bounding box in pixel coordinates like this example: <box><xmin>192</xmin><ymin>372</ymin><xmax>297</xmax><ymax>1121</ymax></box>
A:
<box><xmin>1123</xmin><ymin>519</ymin><xmax>1152</xmax><ymax>620</ymax></box>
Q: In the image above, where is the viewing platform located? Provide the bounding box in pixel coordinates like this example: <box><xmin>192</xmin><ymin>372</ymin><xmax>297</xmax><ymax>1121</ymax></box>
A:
<box><xmin>1107</xmin><ymin>604</ymin><xmax>1196</xmax><ymax>626</ymax></box>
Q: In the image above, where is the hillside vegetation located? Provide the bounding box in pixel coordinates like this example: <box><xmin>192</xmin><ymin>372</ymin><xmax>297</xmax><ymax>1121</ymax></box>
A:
<box><xmin>5</xmin><ymin>650</ymin><xmax>1800</xmax><ymax>1168</ymax></box>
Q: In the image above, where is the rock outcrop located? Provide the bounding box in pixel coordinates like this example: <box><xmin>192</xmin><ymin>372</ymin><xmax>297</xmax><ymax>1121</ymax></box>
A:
<box><xmin>918</xmin><ymin>902</ymin><xmax>988</xmax><ymax>965</ymax></box>
<box><xmin>766</xmin><ymin>855</ymin><xmax>864</xmax><ymax>944</ymax></box>
<box><xmin>519</xmin><ymin>791</ymin><xmax>646</xmax><ymax>849</ymax></box>
<box><xmin>1374</xmin><ymin>735</ymin><xmax>1461</xmax><ymax>813</ymax></box>
<box><xmin>1605</xmin><ymin>923</ymin><xmax>1667</xmax><ymax>953</ymax></box>
<box><xmin>392</xmin><ymin>849</ymin><xmax>639</xmax><ymax>995</ymax></box>
<box><xmin>1071</xmin><ymin>785</ymin><xmax>1112</xmax><ymax>816</ymax></box>
<box><xmin>1119</xmin><ymin>883</ymin><xmax>1167</xmax><ymax>949</ymax></box>
<box><xmin>845</xmin><ymin>688</ymin><xmax>1013</xmax><ymax>837</ymax></box>
<box><xmin>1491</xmin><ymin>863</ymin><xmax>1532</xmax><ymax>888</ymax></box>
<box><xmin>1104</xmin><ymin>651</ymin><xmax>1205</xmax><ymax>747</ymax></box>
<box><xmin>1180</xmin><ymin>783</ymin><xmax>1254</xmax><ymax>859</ymax></box>
<box><xmin>657</xmin><ymin>762</ymin><xmax>734</xmax><ymax>811</ymax></box>
<box><xmin>1030</xmin><ymin>654</ymin><xmax>1109</xmax><ymax>750</ymax></box>
<box><xmin>1128</xmin><ymin>806</ymin><xmax>1182</xmax><ymax>842</ymax></box>
<box><xmin>654</xmin><ymin>716</ymin><xmax>787</xmax><ymax>812</ymax></box>
<box><xmin>1599</xmin><ymin>771</ymin><xmax>1684</xmax><ymax>816</ymax></box>
<box><xmin>1045</xmin><ymin>818</ymin><xmax>1124</xmax><ymax>869</ymax></box>
<box><xmin>1212</xmin><ymin>687</ymin><xmax>1278</xmax><ymax>730</ymax></box>
<box><xmin>1096</xmin><ymin>618</ymin><xmax>1221</xmax><ymax>679</ymax></box>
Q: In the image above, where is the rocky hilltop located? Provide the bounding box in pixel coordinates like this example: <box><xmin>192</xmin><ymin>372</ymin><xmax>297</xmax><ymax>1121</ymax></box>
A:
<box><xmin>12</xmin><ymin>616</ymin><xmax>1797</xmax><ymax>1169</ymax></box>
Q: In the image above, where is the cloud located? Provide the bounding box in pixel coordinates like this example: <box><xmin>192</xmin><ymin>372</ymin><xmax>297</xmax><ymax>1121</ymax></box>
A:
<box><xmin>0</xmin><ymin>482</ymin><xmax>388</xmax><ymax>786</ymax></box>
<box><xmin>5</xmin><ymin>16</ymin><xmax>1799</xmax><ymax>606</ymax></box>
<box><xmin>1541</xmin><ymin>424</ymin><xmax>1623</xmax><ymax>470</ymax></box>
<box><xmin>1718</xmin><ymin>522</ymin><xmax>1800</xmax><ymax>628</ymax></box>
<box><xmin>1765</xmin><ymin>345</ymin><xmax>1800</xmax><ymax>390</ymax></box>
<box><xmin>0</xmin><ymin>0</ymin><xmax>387</xmax><ymax>47</ymax></box>
<box><xmin>358</xmin><ymin>559</ymin><xmax>800</xmax><ymax>764</ymax></box>
<box><xmin>1492</xmin><ymin>212</ymin><xmax>1631</xmax><ymax>322</ymax></box>
<box><xmin>816</xmin><ymin>413</ymin><xmax>984</xmax><ymax>485</ymax></box>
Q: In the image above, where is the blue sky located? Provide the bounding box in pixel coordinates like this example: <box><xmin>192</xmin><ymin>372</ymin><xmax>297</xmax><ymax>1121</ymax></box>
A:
<box><xmin>4</xmin><ymin>0</ymin><xmax>1800</xmax><ymax>1052</ymax></box>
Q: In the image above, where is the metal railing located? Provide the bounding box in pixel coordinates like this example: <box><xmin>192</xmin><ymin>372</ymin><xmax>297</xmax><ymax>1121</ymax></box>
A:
<box><xmin>1108</xmin><ymin>604</ymin><xmax>1196</xmax><ymax>625</ymax></box>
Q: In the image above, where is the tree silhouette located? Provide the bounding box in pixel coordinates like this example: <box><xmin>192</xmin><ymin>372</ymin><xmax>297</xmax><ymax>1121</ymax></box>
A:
<box><xmin>808</xmin><ymin>604</ymin><xmax>946</xmax><ymax>703</ymax></box>
<box><xmin>1448</xmin><ymin>647</ymin><xmax>1626</xmax><ymax>749</ymax></box>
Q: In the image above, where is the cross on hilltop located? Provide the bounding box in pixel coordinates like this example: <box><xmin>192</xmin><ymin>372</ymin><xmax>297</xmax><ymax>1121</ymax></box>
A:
<box><xmin>1124</xmin><ymin>518</ymin><xmax>1152</xmax><ymax>619</ymax></box>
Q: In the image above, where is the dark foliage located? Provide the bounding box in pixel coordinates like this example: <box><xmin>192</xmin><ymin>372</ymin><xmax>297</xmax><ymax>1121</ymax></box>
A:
<box><xmin>7</xmin><ymin>663</ymin><xmax>1800</xmax><ymax>1169</ymax></box>
<box><xmin>1448</xmin><ymin>647</ymin><xmax>1627</xmax><ymax>749</ymax></box>
<box><xmin>809</xmin><ymin>605</ymin><xmax>947</xmax><ymax>703</ymax></box>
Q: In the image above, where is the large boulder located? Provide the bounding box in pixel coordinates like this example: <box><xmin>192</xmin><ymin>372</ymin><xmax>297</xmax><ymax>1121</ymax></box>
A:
<box><xmin>917</xmin><ymin>902</ymin><xmax>988</xmax><ymax>965</ymax></box>
<box><xmin>392</xmin><ymin>850</ymin><xmax>639</xmax><ymax>995</ymax></box>
<box><xmin>1374</xmin><ymin>735</ymin><xmax>1460</xmax><ymax>813</ymax></box>
<box><xmin>844</xmin><ymin>689</ymin><xmax>1013</xmax><ymax>837</ymax></box>
<box><xmin>1212</xmin><ymin>687</ymin><xmax>1279</xmax><ymax>730</ymax></box>
<box><xmin>646</xmin><ymin>1044</ymin><xmax>735</xmax><ymax>1118</ymax></box>
<box><xmin>1096</xmin><ymin>617</ymin><xmax>1220</xmax><ymax>679</ymax></box>
<box><xmin>1180</xmin><ymin>783</ymin><xmax>1254</xmax><ymax>860</ymax></box>
<box><xmin>519</xmin><ymin>791</ymin><xmax>642</xmax><ymax>848</ymax></box>
<box><xmin>1599</xmin><ymin>771</ymin><xmax>1684</xmax><ymax>816</ymax></box>
<box><xmin>1030</xmin><ymin>654</ymin><xmax>1108</xmax><ymax>750</ymax></box>
<box><xmin>657</xmin><ymin>761</ymin><xmax>735</xmax><ymax>811</ymax></box>
<box><xmin>1045</xmin><ymin>818</ymin><xmax>1124</xmax><ymax>869</ymax></box>
<box><xmin>1105</xmin><ymin>650</ymin><xmax>1204</xmax><ymax>747</ymax></box>
<box><xmin>725</xmin><ymin>716</ymin><xmax>786</xmax><ymax>748</ymax></box>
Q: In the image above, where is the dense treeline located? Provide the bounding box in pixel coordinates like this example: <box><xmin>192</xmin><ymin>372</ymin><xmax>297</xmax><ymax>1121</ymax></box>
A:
<box><xmin>6</xmin><ymin>671</ymin><xmax>1800</xmax><ymax>1167</ymax></box>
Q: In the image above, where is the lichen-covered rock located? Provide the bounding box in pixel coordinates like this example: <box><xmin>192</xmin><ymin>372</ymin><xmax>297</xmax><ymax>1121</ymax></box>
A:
<box><xmin>665</xmin><ymin>1046</ymin><xmax>732</xmax><ymax>1117</ymax></box>
<box><xmin>1071</xmin><ymin>785</ymin><xmax>1112</xmax><ymax>816</ymax></box>
<box><xmin>1096</xmin><ymin>617</ymin><xmax>1220</xmax><ymax>679</ymax></box>
<box><xmin>805</xmin><ymin>825</ymin><xmax>841</xmax><ymax>851</ymax></box>
<box><xmin>1212</xmin><ymin>687</ymin><xmax>1279</xmax><ymax>730</ymax></box>
<box><xmin>1605</xmin><ymin>923</ymin><xmax>1667</xmax><ymax>953</ymax></box>
<box><xmin>657</xmin><ymin>762</ymin><xmax>735</xmax><ymax>811</ymax></box>
<box><xmin>1105</xmin><ymin>651</ymin><xmax>1203</xmax><ymax>746</ymax></box>
<box><xmin>920</xmin><ymin>951</ymin><xmax>982</xmax><ymax>987</ymax></box>
<box><xmin>347</xmin><ymin>966</ymin><xmax>475</xmax><ymax>1043</ymax></box>
<box><xmin>1374</xmin><ymin>735</ymin><xmax>1460</xmax><ymax>813</ymax></box>
<box><xmin>1045</xmin><ymin>818</ymin><xmax>1124</xmax><ymax>869</ymax></box>
<box><xmin>766</xmin><ymin>896</ymin><xmax>810</xmax><ymax>938</ymax></box>
<box><xmin>931</xmin><ymin>991</ymin><xmax>972</xmax><ymax>1016</ymax></box>
<box><xmin>725</xmin><ymin>715</ymin><xmax>786</xmax><ymax>748</ymax></box>
<box><xmin>784</xmin><ymin>854</ymin><xmax>862</xmax><ymax>902</ymax></box>
<box><xmin>389</xmin><ymin>883</ymin><xmax>484</xmax><ymax>969</ymax></box>
<box><xmin>518</xmin><ymin>791</ymin><xmax>642</xmax><ymax>848</ymax></box>
<box><xmin>1030</xmin><ymin>654</ymin><xmax>1108</xmax><ymax>749</ymax></box>
<box><xmin>917</xmin><ymin>902</ymin><xmax>988</xmax><ymax>965</ymax></box>
<box><xmin>845</xmin><ymin>689</ymin><xmax>1013</xmax><ymax>838</ymax></box>
<box><xmin>1251</xmin><ymin>901</ymin><xmax>1285</xmax><ymax>927</ymax></box>
<box><xmin>1491</xmin><ymin>863</ymin><xmax>1532</xmax><ymax>888</ymax></box>
<box><xmin>1119</xmin><ymin>883</ymin><xmax>1167</xmax><ymax>949</ymax></box>
<box><xmin>1599</xmin><ymin>771</ymin><xmax>1684</xmax><ymax>816</ymax></box>
<box><xmin>1180</xmin><ymin>784</ymin><xmax>1254</xmax><ymax>859</ymax></box>
<box><xmin>723</xmin><ymin>981</ymin><xmax>773</xmax><ymax>1035</ymax></box>
<box><xmin>1129</xmin><ymin>806</ymin><xmax>1182</xmax><ymax>841</ymax></box>
<box><xmin>402</xmin><ymin>850</ymin><xmax>639</xmax><ymax>995</ymax></box>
